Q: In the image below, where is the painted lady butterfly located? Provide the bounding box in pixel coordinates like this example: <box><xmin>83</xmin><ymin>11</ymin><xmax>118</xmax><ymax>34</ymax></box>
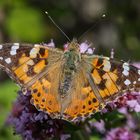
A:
<box><xmin>0</xmin><ymin>40</ymin><xmax>139</xmax><ymax>122</ymax></box>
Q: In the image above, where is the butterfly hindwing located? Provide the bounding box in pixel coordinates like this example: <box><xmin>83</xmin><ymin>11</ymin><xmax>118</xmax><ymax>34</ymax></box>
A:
<box><xmin>30</xmin><ymin>78</ymin><xmax>61</xmax><ymax>118</ymax></box>
<box><xmin>62</xmin><ymin>58</ymin><xmax>103</xmax><ymax>122</ymax></box>
<box><xmin>30</xmin><ymin>58</ymin><xmax>64</xmax><ymax>119</ymax></box>
<box><xmin>63</xmin><ymin>83</ymin><xmax>103</xmax><ymax>122</ymax></box>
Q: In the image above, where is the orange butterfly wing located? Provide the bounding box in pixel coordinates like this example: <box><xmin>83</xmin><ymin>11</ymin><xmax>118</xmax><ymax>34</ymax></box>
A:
<box><xmin>0</xmin><ymin>43</ymin><xmax>50</xmax><ymax>87</ymax></box>
<box><xmin>29</xmin><ymin>59</ymin><xmax>64</xmax><ymax>118</ymax></box>
<box><xmin>91</xmin><ymin>56</ymin><xmax>140</xmax><ymax>99</ymax></box>
<box><xmin>0</xmin><ymin>43</ymin><xmax>62</xmax><ymax>117</ymax></box>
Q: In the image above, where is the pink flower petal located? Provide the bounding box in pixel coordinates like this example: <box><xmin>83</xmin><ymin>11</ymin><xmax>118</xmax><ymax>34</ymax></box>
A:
<box><xmin>126</xmin><ymin>100</ymin><xmax>137</xmax><ymax>108</ymax></box>
<box><xmin>79</xmin><ymin>42</ymin><xmax>89</xmax><ymax>53</ymax></box>
<box><xmin>134</xmin><ymin>104</ymin><xmax>140</xmax><ymax>112</ymax></box>
<box><xmin>46</xmin><ymin>39</ymin><xmax>55</xmax><ymax>47</ymax></box>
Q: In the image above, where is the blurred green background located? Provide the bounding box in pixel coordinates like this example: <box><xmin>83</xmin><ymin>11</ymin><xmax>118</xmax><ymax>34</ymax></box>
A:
<box><xmin>0</xmin><ymin>0</ymin><xmax>140</xmax><ymax>139</ymax></box>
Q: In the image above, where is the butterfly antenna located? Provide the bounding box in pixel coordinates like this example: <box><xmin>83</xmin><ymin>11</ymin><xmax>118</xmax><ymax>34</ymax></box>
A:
<box><xmin>78</xmin><ymin>14</ymin><xmax>106</xmax><ymax>42</ymax></box>
<box><xmin>45</xmin><ymin>11</ymin><xmax>71</xmax><ymax>42</ymax></box>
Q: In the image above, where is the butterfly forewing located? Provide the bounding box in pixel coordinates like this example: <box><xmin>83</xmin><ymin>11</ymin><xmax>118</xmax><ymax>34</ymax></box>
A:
<box><xmin>88</xmin><ymin>56</ymin><xmax>140</xmax><ymax>103</ymax></box>
<box><xmin>0</xmin><ymin>43</ymin><xmax>61</xmax><ymax>87</ymax></box>
<box><xmin>89</xmin><ymin>57</ymin><xmax>140</xmax><ymax>119</ymax></box>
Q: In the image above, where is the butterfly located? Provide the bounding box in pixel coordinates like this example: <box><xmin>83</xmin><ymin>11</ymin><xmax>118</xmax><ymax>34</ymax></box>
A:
<box><xmin>0</xmin><ymin>40</ymin><xmax>139</xmax><ymax>122</ymax></box>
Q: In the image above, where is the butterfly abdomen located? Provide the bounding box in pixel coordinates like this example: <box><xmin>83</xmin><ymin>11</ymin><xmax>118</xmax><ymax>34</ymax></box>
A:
<box><xmin>59</xmin><ymin>50</ymin><xmax>80</xmax><ymax>97</ymax></box>
<box><xmin>59</xmin><ymin>70</ymin><xmax>73</xmax><ymax>97</ymax></box>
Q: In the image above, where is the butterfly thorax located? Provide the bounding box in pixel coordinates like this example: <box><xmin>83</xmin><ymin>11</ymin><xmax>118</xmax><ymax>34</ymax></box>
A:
<box><xmin>59</xmin><ymin>42</ymin><xmax>81</xmax><ymax>97</ymax></box>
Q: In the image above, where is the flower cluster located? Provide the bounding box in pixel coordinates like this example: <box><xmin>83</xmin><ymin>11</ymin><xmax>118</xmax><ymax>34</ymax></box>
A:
<box><xmin>104</xmin><ymin>127</ymin><xmax>137</xmax><ymax>140</ymax></box>
<box><xmin>7</xmin><ymin>91</ymin><xmax>69</xmax><ymax>140</ymax></box>
<box><xmin>102</xmin><ymin>91</ymin><xmax>140</xmax><ymax>114</ymax></box>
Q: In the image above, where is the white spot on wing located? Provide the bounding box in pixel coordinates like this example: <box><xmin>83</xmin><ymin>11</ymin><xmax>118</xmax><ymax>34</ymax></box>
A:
<box><xmin>0</xmin><ymin>45</ymin><xmax>3</xmax><ymax>49</ymax></box>
<box><xmin>138</xmin><ymin>70</ymin><xmax>140</xmax><ymax>75</ymax></box>
<box><xmin>104</xmin><ymin>57</ymin><xmax>110</xmax><ymax>60</ymax></box>
<box><xmin>138</xmin><ymin>78</ymin><xmax>140</xmax><ymax>81</ymax></box>
<box><xmin>0</xmin><ymin>57</ymin><xmax>3</xmax><ymax>60</ymax></box>
<box><xmin>11</xmin><ymin>45</ymin><xmax>19</xmax><ymax>50</ymax></box>
<box><xmin>122</xmin><ymin>69</ymin><xmax>129</xmax><ymax>76</ymax></box>
<box><xmin>13</xmin><ymin>43</ymin><xmax>19</xmax><ymax>46</ymax></box>
<box><xmin>34</xmin><ymin>44</ymin><xmax>40</xmax><ymax>47</ymax></box>
<box><xmin>5</xmin><ymin>58</ymin><xmax>11</xmax><ymax>64</ymax></box>
<box><xmin>123</xmin><ymin>63</ymin><xmax>130</xmax><ymax>71</ymax></box>
<box><xmin>10</xmin><ymin>43</ymin><xmax>19</xmax><ymax>55</ymax></box>
<box><xmin>133</xmin><ymin>81</ymin><xmax>136</xmax><ymax>84</ymax></box>
<box><xmin>103</xmin><ymin>60</ymin><xmax>111</xmax><ymax>71</ymax></box>
<box><xmin>10</xmin><ymin>50</ymin><xmax>17</xmax><ymax>55</ymax></box>
<box><xmin>124</xmin><ymin>79</ymin><xmax>131</xmax><ymax>86</ymax></box>
<box><xmin>29</xmin><ymin>47</ymin><xmax>39</xmax><ymax>58</ymax></box>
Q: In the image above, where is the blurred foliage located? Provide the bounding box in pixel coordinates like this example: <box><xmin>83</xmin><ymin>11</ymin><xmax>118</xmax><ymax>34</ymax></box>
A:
<box><xmin>0</xmin><ymin>0</ymin><xmax>140</xmax><ymax>139</ymax></box>
<box><xmin>5</xmin><ymin>7</ymin><xmax>46</xmax><ymax>42</ymax></box>
<box><xmin>0</xmin><ymin>80</ymin><xmax>19</xmax><ymax>140</ymax></box>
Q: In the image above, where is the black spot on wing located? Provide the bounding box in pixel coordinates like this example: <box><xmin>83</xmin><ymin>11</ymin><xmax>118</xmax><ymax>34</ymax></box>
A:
<box><xmin>110</xmin><ymin>62</ymin><xmax>117</xmax><ymax>72</ymax></box>
<box><xmin>97</xmin><ymin>79</ymin><xmax>107</xmax><ymax>90</ymax></box>
<box><xmin>26</xmin><ymin>66</ymin><xmax>37</xmax><ymax>77</ymax></box>
<box><xmin>97</xmin><ymin>58</ymin><xmax>103</xmax><ymax>67</ymax></box>
<box><xmin>97</xmin><ymin>69</ymin><xmax>106</xmax><ymax>76</ymax></box>
<box><xmin>39</xmin><ymin>48</ymin><xmax>45</xmax><ymax>56</ymax></box>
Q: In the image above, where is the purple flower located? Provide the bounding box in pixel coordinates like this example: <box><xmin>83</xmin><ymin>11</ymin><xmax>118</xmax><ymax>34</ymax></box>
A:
<box><xmin>63</xmin><ymin>43</ymin><xmax>69</xmax><ymax>51</ymax></box>
<box><xmin>104</xmin><ymin>127</ymin><xmax>137</xmax><ymax>140</ymax></box>
<box><xmin>133</xmin><ymin>63</ymin><xmax>140</xmax><ymax>68</ymax></box>
<box><xmin>60</xmin><ymin>134</ymin><xmax>71</xmax><ymax>140</ymax></box>
<box><xmin>127</xmin><ymin>99</ymin><xmax>140</xmax><ymax>112</ymax></box>
<box><xmin>63</xmin><ymin>41</ymin><xmax>95</xmax><ymax>54</ymax></box>
<box><xmin>79</xmin><ymin>42</ymin><xmax>94</xmax><ymax>54</ymax></box>
<box><xmin>103</xmin><ymin>91</ymin><xmax>140</xmax><ymax>115</ymax></box>
<box><xmin>7</xmin><ymin>91</ymin><xmax>68</xmax><ymax>140</ymax></box>
<box><xmin>43</xmin><ymin>39</ymin><xmax>55</xmax><ymax>48</ymax></box>
<box><xmin>126</xmin><ymin>114</ymin><xmax>137</xmax><ymax>130</ymax></box>
<box><xmin>89</xmin><ymin>119</ymin><xmax>105</xmax><ymax>133</ymax></box>
<box><xmin>117</xmin><ymin>92</ymin><xmax>140</xmax><ymax>111</ymax></box>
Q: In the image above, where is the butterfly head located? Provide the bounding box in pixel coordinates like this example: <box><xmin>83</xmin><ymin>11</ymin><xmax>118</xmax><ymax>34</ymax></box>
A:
<box><xmin>66</xmin><ymin>39</ymin><xmax>80</xmax><ymax>53</ymax></box>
